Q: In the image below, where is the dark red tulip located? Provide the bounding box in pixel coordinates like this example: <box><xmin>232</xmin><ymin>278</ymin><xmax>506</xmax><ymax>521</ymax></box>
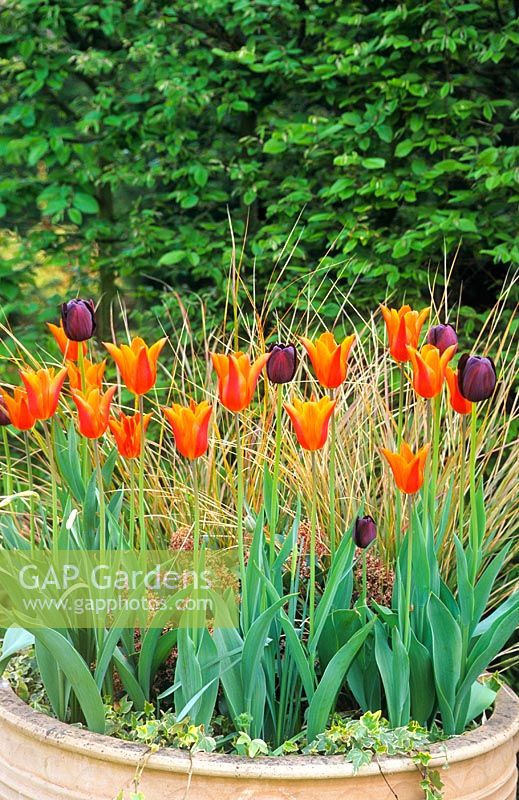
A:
<box><xmin>0</xmin><ymin>393</ymin><xmax>10</xmax><ymax>426</ymax></box>
<box><xmin>267</xmin><ymin>343</ymin><xmax>297</xmax><ymax>384</ymax></box>
<box><xmin>61</xmin><ymin>299</ymin><xmax>96</xmax><ymax>342</ymax></box>
<box><xmin>427</xmin><ymin>323</ymin><xmax>458</xmax><ymax>356</ymax></box>
<box><xmin>458</xmin><ymin>354</ymin><xmax>497</xmax><ymax>402</ymax></box>
<box><xmin>353</xmin><ymin>515</ymin><xmax>377</xmax><ymax>549</ymax></box>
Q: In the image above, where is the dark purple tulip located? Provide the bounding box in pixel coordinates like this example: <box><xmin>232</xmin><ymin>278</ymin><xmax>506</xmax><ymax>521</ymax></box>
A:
<box><xmin>353</xmin><ymin>515</ymin><xmax>377</xmax><ymax>549</ymax></box>
<box><xmin>0</xmin><ymin>394</ymin><xmax>10</xmax><ymax>426</ymax></box>
<box><xmin>458</xmin><ymin>354</ymin><xmax>497</xmax><ymax>402</ymax></box>
<box><xmin>427</xmin><ymin>323</ymin><xmax>458</xmax><ymax>355</ymax></box>
<box><xmin>61</xmin><ymin>299</ymin><xmax>96</xmax><ymax>341</ymax></box>
<box><xmin>267</xmin><ymin>343</ymin><xmax>297</xmax><ymax>384</ymax></box>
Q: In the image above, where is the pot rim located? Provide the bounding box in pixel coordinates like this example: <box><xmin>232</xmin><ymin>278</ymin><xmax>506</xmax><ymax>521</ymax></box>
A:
<box><xmin>0</xmin><ymin>680</ymin><xmax>517</xmax><ymax>780</ymax></box>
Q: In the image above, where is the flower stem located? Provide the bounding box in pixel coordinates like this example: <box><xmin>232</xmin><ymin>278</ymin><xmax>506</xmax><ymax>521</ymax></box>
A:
<box><xmin>138</xmin><ymin>395</ymin><xmax>146</xmax><ymax>553</ymax></box>
<box><xmin>403</xmin><ymin>493</ymin><xmax>414</xmax><ymax>650</ymax></box>
<box><xmin>93</xmin><ymin>438</ymin><xmax>106</xmax><ymax>556</ymax></box>
<box><xmin>397</xmin><ymin>362</ymin><xmax>405</xmax><ymax>445</ymax></box>
<box><xmin>2</xmin><ymin>427</ymin><xmax>12</xmax><ymax>497</ymax></box>
<box><xmin>191</xmin><ymin>459</ymin><xmax>200</xmax><ymax>563</ymax></box>
<box><xmin>430</xmin><ymin>392</ymin><xmax>442</xmax><ymax>536</ymax></box>
<box><xmin>43</xmin><ymin>420</ymin><xmax>59</xmax><ymax>553</ymax></box>
<box><xmin>235</xmin><ymin>413</ymin><xmax>249</xmax><ymax>631</ymax></box>
<box><xmin>328</xmin><ymin>391</ymin><xmax>337</xmax><ymax>560</ymax></box>
<box><xmin>361</xmin><ymin>549</ymin><xmax>367</xmax><ymax>624</ymax></box>
<box><xmin>24</xmin><ymin>431</ymin><xmax>35</xmax><ymax>552</ymax></box>
<box><xmin>129</xmin><ymin>459</ymin><xmax>136</xmax><ymax>548</ymax></box>
<box><xmin>309</xmin><ymin>450</ymin><xmax>318</xmax><ymax>638</ymax></box>
<box><xmin>77</xmin><ymin>346</ymin><xmax>90</xmax><ymax>482</ymax></box>
<box><xmin>459</xmin><ymin>414</ymin><xmax>467</xmax><ymax>542</ymax></box>
<box><xmin>269</xmin><ymin>384</ymin><xmax>283</xmax><ymax>567</ymax></box>
<box><xmin>469</xmin><ymin>403</ymin><xmax>479</xmax><ymax>579</ymax></box>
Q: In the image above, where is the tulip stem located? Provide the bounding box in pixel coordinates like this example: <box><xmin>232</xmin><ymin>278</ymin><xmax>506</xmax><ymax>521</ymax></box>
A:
<box><xmin>328</xmin><ymin>392</ymin><xmax>337</xmax><ymax>560</ymax></box>
<box><xmin>397</xmin><ymin>363</ymin><xmax>405</xmax><ymax>445</ymax></box>
<box><xmin>77</xmin><ymin>346</ymin><xmax>90</xmax><ymax>483</ymax></box>
<box><xmin>43</xmin><ymin>421</ymin><xmax>59</xmax><ymax>552</ymax></box>
<box><xmin>138</xmin><ymin>395</ymin><xmax>146</xmax><ymax>553</ymax></box>
<box><xmin>24</xmin><ymin>432</ymin><xmax>35</xmax><ymax>552</ymax></box>
<box><xmin>430</xmin><ymin>392</ymin><xmax>442</xmax><ymax>537</ymax></box>
<box><xmin>269</xmin><ymin>384</ymin><xmax>283</xmax><ymax>567</ymax></box>
<box><xmin>191</xmin><ymin>459</ymin><xmax>200</xmax><ymax>563</ymax></box>
<box><xmin>129</xmin><ymin>460</ymin><xmax>136</xmax><ymax>548</ymax></box>
<box><xmin>459</xmin><ymin>414</ymin><xmax>467</xmax><ymax>542</ymax></box>
<box><xmin>235</xmin><ymin>413</ymin><xmax>249</xmax><ymax>632</ymax></box>
<box><xmin>422</xmin><ymin>401</ymin><xmax>432</xmax><ymax>538</ymax></box>
<box><xmin>93</xmin><ymin>438</ymin><xmax>106</xmax><ymax>556</ymax></box>
<box><xmin>469</xmin><ymin>404</ymin><xmax>479</xmax><ymax>579</ymax></box>
<box><xmin>361</xmin><ymin>549</ymin><xmax>367</xmax><ymax>624</ymax></box>
<box><xmin>309</xmin><ymin>451</ymin><xmax>317</xmax><ymax>639</ymax></box>
<box><xmin>2</xmin><ymin>427</ymin><xmax>12</xmax><ymax>498</ymax></box>
<box><xmin>403</xmin><ymin>493</ymin><xmax>413</xmax><ymax>650</ymax></box>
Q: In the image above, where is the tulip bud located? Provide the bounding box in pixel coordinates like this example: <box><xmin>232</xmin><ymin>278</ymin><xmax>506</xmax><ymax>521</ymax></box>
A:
<box><xmin>267</xmin><ymin>343</ymin><xmax>297</xmax><ymax>384</ymax></box>
<box><xmin>458</xmin><ymin>354</ymin><xmax>497</xmax><ymax>402</ymax></box>
<box><xmin>0</xmin><ymin>394</ymin><xmax>10</xmax><ymax>426</ymax></box>
<box><xmin>61</xmin><ymin>299</ymin><xmax>96</xmax><ymax>342</ymax></box>
<box><xmin>426</xmin><ymin>323</ymin><xmax>458</xmax><ymax>355</ymax></box>
<box><xmin>353</xmin><ymin>515</ymin><xmax>377</xmax><ymax>549</ymax></box>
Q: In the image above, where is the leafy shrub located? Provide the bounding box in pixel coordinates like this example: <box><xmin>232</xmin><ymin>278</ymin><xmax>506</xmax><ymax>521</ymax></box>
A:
<box><xmin>0</xmin><ymin>0</ymin><xmax>518</xmax><ymax>336</ymax></box>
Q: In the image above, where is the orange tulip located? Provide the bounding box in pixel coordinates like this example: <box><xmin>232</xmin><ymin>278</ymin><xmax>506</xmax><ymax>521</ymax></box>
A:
<box><xmin>300</xmin><ymin>332</ymin><xmax>355</xmax><ymax>389</ymax></box>
<box><xmin>445</xmin><ymin>366</ymin><xmax>472</xmax><ymax>415</ymax></box>
<box><xmin>380</xmin><ymin>304</ymin><xmax>430</xmax><ymax>362</ymax></box>
<box><xmin>47</xmin><ymin>322</ymin><xmax>87</xmax><ymax>360</ymax></box>
<box><xmin>406</xmin><ymin>343</ymin><xmax>457</xmax><ymax>399</ymax></box>
<box><xmin>380</xmin><ymin>441</ymin><xmax>430</xmax><ymax>494</ymax></box>
<box><xmin>67</xmin><ymin>359</ymin><xmax>106</xmax><ymax>392</ymax></box>
<box><xmin>1</xmin><ymin>387</ymin><xmax>35</xmax><ymax>430</ymax></box>
<box><xmin>108</xmin><ymin>411</ymin><xmax>152</xmax><ymax>458</ymax></box>
<box><xmin>104</xmin><ymin>336</ymin><xmax>167</xmax><ymax>396</ymax></box>
<box><xmin>20</xmin><ymin>367</ymin><xmax>67</xmax><ymax>420</ymax></box>
<box><xmin>163</xmin><ymin>399</ymin><xmax>212</xmax><ymax>459</ymax></box>
<box><xmin>71</xmin><ymin>385</ymin><xmax>117</xmax><ymax>439</ymax></box>
<box><xmin>210</xmin><ymin>351</ymin><xmax>270</xmax><ymax>412</ymax></box>
<box><xmin>284</xmin><ymin>396</ymin><xmax>336</xmax><ymax>451</ymax></box>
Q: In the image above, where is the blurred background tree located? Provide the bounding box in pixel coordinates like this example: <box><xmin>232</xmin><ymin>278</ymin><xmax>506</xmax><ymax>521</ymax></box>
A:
<box><xmin>0</xmin><ymin>0</ymin><xmax>518</xmax><ymax>342</ymax></box>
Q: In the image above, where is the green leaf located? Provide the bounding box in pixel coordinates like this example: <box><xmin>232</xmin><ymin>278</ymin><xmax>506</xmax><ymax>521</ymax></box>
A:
<box><xmin>395</xmin><ymin>139</ymin><xmax>414</xmax><ymax>157</ymax></box>
<box><xmin>72</xmin><ymin>192</ymin><xmax>99</xmax><ymax>214</ymax></box>
<box><xmin>427</xmin><ymin>594</ymin><xmax>462</xmax><ymax>734</ymax></box>
<box><xmin>307</xmin><ymin>620</ymin><xmax>375</xmax><ymax>741</ymax></box>
<box><xmin>374</xmin><ymin>622</ymin><xmax>410</xmax><ymax>728</ymax></box>
<box><xmin>33</xmin><ymin>629</ymin><xmax>105</xmax><ymax>732</ymax></box>
<box><xmin>361</xmin><ymin>157</ymin><xmax>386</xmax><ymax>169</ymax></box>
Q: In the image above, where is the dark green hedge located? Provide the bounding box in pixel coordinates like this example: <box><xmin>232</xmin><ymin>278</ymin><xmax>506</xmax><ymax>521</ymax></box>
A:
<box><xmin>0</xmin><ymin>0</ymin><xmax>518</xmax><ymax>333</ymax></box>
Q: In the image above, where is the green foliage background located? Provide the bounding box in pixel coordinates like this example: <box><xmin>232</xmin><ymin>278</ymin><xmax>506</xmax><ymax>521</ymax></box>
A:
<box><xmin>0</xmin><ymin>0</ymin><xmax>518</xmax><ymax>339</ymax></box>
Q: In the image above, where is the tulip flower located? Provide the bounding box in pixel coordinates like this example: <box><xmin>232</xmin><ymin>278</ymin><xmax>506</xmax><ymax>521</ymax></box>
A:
<box><xmin>163</xmin><ymin>399</ymin><xmax>212</xmax><ymax>459</ymax></box>
<box><xmin>47</xmin><ymin>322</ymin><xmax>87</xmax><ymax>360</ymax></box>
<box><xmin>284</xmin><ymin>395</ymin><xmax>336</xmax><ymax>451</ymax></box>
<box><xmin>299</xmin><ymin>332</ymin><xmax>355</xmax><ymax>389</ymax></box>
<box><xmin>108</xmin><ymin>411</ymin><xmax>152</xmax><ymax>459</ymax></box>
<box><xmin>458</xmin><ymin>354</ymin><xmax>497</xmax><ymax>402</ymax></box>
<box><xmin>71</xmin><ymin>385</ymin><xmax>117</xmax><ymax>439</ymax></box>
<box><xmin>211</xmin><ymin>351</ymin><xmax>270</xmax><ymax>412</ymax></box>
<box><xmin>20</xmin><ymin>367</ymin><xmax>67</xmax><ymax>421</ymax></box>
<box><xmin>67</xmin><ymin>358</ymin><xmax>106</xmax><ymax>392</ymax></box>
<box><xmin>266</xmin><ymin>343</ymin><xmax>297</xmax><ymax>384</ymax></box>
<box><xmin>353</xmin><ymin>515</ymin><xmax>377</xmax><ymax>549</ymax></box>
<box><xmin>61</xmin><ymin>299</ymin><xmax>96</xmax><ymax>341</ymax></box>
<box><xmin>426</xmin><ymin>323</ymin><xmax>458</xmax><ymax>356</ymax></box>
<box><xmin>445</xmin><ymin>366</ymin><xmax>472</xmax><ymax>415</ymax></box>
<box><xmin>1</xmin><ymin>387</ymin><xmax>35</xmax><ymax>431</ymax></box>
<box><xmin>380</xmin><ymin>441</ymin><xmax>430</xmax><ymax>494</ymax></box>
<box><xmin>380</xmin><ymin>304</ymin><xmax>430</xmax><ymax>362</ymax></box>
<box><xmin>406</xmin><ymin>343</ymin><xmax>457</xmax><ymax>399</ymax></box>
<box><xmin>104</xmin><ymin>336</ymin><xmax>167</xmax><ymax>396</ymax></box>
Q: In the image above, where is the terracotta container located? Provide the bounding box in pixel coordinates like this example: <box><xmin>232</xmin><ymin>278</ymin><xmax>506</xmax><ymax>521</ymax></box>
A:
<box><xmin>0</xmin><ymin>680</ymin><xmax>517</xmax><ymax>800</ymax></box>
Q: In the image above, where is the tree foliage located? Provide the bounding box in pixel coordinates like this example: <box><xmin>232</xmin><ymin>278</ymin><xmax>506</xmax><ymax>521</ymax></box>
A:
<box><xmin>0</xmin><ymin>0</ymin><xmax>518</xmax><ymax>333</ymax></box>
